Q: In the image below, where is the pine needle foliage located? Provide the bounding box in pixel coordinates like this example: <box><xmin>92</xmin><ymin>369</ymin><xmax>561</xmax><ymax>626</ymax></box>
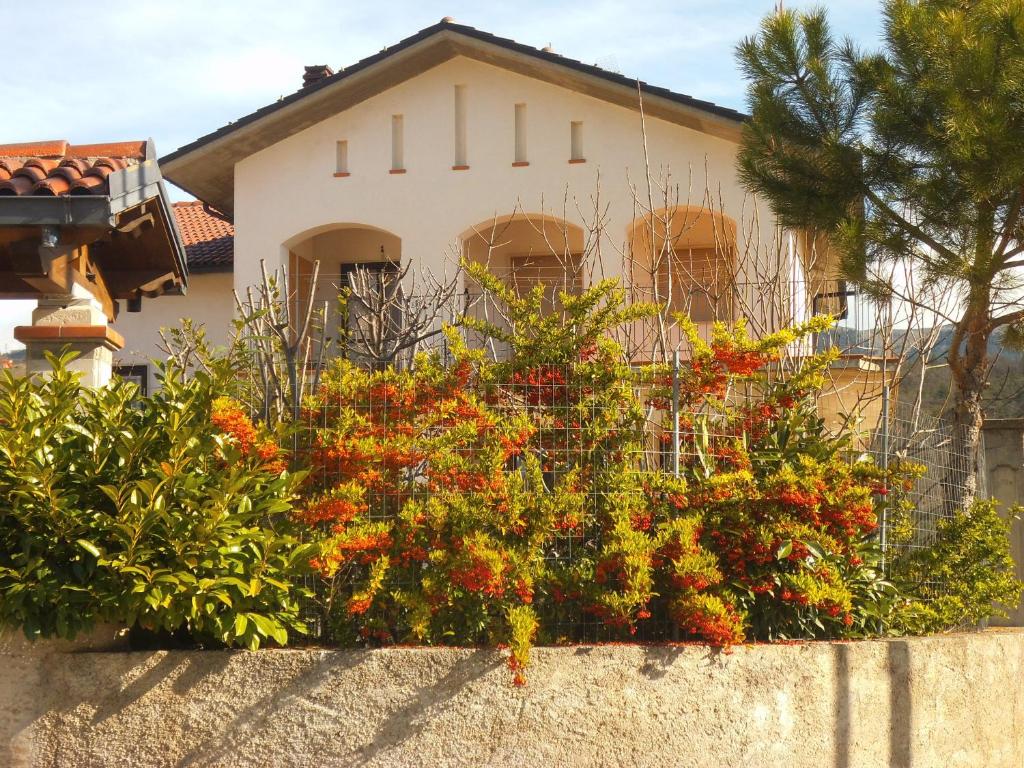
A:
<box><xmin>737</xmin><ymin>1</ymin><xmax>1024</xmax><ymax>509</ymax></box>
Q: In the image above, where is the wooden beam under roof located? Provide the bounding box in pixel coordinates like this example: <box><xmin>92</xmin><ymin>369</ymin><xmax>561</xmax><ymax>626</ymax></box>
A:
<box><xmin>0</xmin><ymin>238</ymin><xmax>118</xmax><ymax>320</ymax></box>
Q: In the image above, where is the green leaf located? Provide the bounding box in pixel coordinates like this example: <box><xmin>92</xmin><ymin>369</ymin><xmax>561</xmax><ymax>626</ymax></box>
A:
<box><xmin>76</xmin><ymin>539</ymin><xmax>101</xmax><ymax>558</ymax></box>
<box><xmin>247</xmin><ymin>613</ymin><xmax>275</xmax><ymax>637</ymax></box>
<box><xmin>776</xmin><ymin>540</ymin><xmax>793</xmax><ymax>560</ymax></box>
<box><xmin>804</xmin><ymin>541</ymin><xmax>825</xmax><ymax>560</ymax></box>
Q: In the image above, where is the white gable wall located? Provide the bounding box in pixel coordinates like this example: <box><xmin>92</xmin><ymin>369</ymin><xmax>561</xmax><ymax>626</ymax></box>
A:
<box><xmin>111</xmin><ymin>271</ymin><xmax>235</xmax><ymax>392</ymax></box>
<box><xmin>115</xmin><ymin>55</ymin><xmax>795</xmax><ymax>381</ymax></box>
<box><xmin>234</xmin><ymin>56</ymin><xmax>778</xmax><ymax>294</ymax></box>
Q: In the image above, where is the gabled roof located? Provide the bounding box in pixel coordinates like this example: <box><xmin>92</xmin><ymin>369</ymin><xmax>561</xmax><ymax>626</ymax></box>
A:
<box><xmin>172</xmin><ymin>201</ymin><xmax>233</xmax><ymax>271</ymax></box>
<box><xmin>161</xmin><ymin>19</ymin><xmax>748</xmax><ymax>215</ymax></box>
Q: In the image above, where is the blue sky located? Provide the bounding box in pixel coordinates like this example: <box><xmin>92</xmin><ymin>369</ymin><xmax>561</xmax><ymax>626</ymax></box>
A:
<box><xmin>0</xmin><ymin>0</ymin><xmax>885</xmax><ymax>350</ymax></box>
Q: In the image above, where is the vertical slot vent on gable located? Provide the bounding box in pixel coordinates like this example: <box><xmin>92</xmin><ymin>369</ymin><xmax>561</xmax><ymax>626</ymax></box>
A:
<box><xmin>335</xmin><ymin>140</ymin><xmax>349</xmax><ymax>175</ymax></box>
<box><xmin>391</xmin><ymin>115</ymin><xmax>404</xmax><ymax>172</ymax></box>
<box><xmin>514</xmin><ymin>103</ymin><xmax>528</xmax><ymax>165</ymax></box>
<box><xmin>453</xmin><ymin>85</ymin><xmax>468</xmax><ymax>168</ymax></box>
<box><xmin>570</xmin><ymin>121</ymin><xmax>584</xmax><ymax>162</ymax></box>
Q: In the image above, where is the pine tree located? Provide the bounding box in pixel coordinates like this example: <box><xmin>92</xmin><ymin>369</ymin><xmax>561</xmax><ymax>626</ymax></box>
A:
<box><xmin>737</xmin><ymin>0</ymin><xmax>1024</xmax><ymax>511</ymax></box>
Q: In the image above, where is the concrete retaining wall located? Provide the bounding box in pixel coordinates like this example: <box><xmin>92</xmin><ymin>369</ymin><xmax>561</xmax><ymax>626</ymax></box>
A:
<box><xmin>2</xmin><ymin>630</ymin><xmax>1022</xmax><ymax>768</ymax></box>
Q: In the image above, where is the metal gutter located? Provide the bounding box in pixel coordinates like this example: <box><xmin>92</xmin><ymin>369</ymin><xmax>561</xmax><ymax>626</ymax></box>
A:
<box><xmin>0</xmin><ymin>195</ymin><xmax>112</xmax><ymax>227</ymax></box>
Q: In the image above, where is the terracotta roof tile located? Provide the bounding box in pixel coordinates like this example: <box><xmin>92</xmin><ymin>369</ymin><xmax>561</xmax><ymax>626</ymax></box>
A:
<box><xmin>0</xmin><ymin>140</ymin><xmax>146</xmax><ymax>198</ymax></box>
<box><xmin>172</xmin><ymin>201</ymin><xmax>233</xmax><ymax>270</ymax></box>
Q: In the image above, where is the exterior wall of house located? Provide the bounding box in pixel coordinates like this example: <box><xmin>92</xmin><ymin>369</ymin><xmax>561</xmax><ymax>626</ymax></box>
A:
<box><xmin>233</xmin><ymin>56</ymin><xmax>787</xmax><ymax>307</ymax></box>
<box><xmin>815</xmin><ymin>357</ymin><xmax>894</xmax><ymax>445</ymax></box>
<box><xmin>110</xmin><ymin>272</ymin><xmax>235</xmax><ymax>393</ymax></box>
<box><xmin>116</xmin><ymin>57</ymin><xmax>807</xmax><ymax>375</ymax></box>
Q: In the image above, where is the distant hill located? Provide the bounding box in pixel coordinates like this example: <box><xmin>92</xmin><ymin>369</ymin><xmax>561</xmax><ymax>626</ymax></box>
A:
<box><xmin>895</xmin><ymin>327</ymin><xmax>1022</xmax><ymax>420</ymax></box>
<box><xmin>818</xmin><ymin>324</ymin><xmax>1024</xmax><ymax>420</ymax></box>
<box><xmin>820</xmin><ymin>323</ymin><xmax>1020</xmax><ymax>362</ymax></box>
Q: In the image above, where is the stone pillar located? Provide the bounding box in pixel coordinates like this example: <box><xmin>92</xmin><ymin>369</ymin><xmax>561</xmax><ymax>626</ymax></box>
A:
<box><xmin>982</xmin><ymin>419</ymin><xmax>1024</xmax><ymax>626</ymax></box>
<box><xmin>12</xmin><ymin>284</ymin><xmax>123</xmax><ymax>388</ymax></box>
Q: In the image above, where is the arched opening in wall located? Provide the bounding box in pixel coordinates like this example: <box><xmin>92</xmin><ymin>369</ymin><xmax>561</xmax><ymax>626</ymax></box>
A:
<box><xmin>627</xmin><ymin>206</ymin><xmax>737</xmax><ymax>357</ymax></box>
<box><xmin>628</xmin><ymin>206</ymin><xmax>737</xmax><ymax>321</ymax></box>
<box><xmin>460</xmin><ymin>213</ymin><xmax>586</xmax><ymax>358</ymax></box>
<box><xmin>284</xmin><ymin>224</ymin><xmax>403</xmax><ymax>367</ymax></box>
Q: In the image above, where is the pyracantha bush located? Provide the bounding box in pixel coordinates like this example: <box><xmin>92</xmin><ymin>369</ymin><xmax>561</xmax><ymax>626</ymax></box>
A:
<box><xmin>303</xmin><ymin>340</ymin><xmax>566</xmax><ymax>683</ymax></box>
<box><xmin>297</xmin><ymin>270</ymin><xmax>920</xmax><ymax>682</ymax></box>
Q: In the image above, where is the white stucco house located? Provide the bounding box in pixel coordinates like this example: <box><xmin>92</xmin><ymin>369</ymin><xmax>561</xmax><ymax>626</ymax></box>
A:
<box><xmin>112</xmin><ymin>19</ymin><xmax>848</xmax><ymax>393</ymax></box>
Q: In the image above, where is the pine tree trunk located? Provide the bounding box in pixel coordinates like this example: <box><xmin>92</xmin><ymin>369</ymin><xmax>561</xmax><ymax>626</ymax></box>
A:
<box><xmin>949</xmin><ymin>369</ymin><xmax>984</xmax><ymax>513</ymax></box>
<box><xmin>946</xmin><ymin>297</ymin><xmax>990</xmax><ymax>515</ymax></box>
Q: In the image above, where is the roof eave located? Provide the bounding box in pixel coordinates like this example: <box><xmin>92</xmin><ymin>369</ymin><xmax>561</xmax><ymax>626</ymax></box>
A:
<box><xmin>0</xmin><ymin>140</ymin><xmax>190</xmax><ymax>293</ymax></box>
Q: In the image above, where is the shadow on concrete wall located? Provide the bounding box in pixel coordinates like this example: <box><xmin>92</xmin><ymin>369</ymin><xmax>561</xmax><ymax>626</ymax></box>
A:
<box><xmin>834</xmin><ymin>640</ymin><xmax>913</xmax><ymax>768</ymax></box>
<box><xmin>888</xmin><ymin>640</ymin><xmax>912</xmax><ymax>768</ymax></box>
<box><xmin>90</xmin><ymin>651</ymin><xmax>233</xmax><ymax>724</ymax></box>
<box><xmin>833</xmin><ymin>643</ymin><xmax>851</xmax><ymax>768</ymax></box>
<box><xmin>357</xmin><ymin>649</ymin><xmax>501</xmax><ymax>764</ymax></box>
<box><xmin>174</xmin><ymin>650</ymin><xmax>369</xmax><ymax>766</ymax></box>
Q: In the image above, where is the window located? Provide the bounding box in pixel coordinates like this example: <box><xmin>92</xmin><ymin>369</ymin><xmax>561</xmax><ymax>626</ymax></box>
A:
<box><xmin>113</xmin><ymin>364</ymin><xmax>149</xmax><ymax>397</ymax></box>
<box><xmin>453</xmin><ymin>85</ymin><xmax>468</xmax><ymax>168</ymax></box>
<box><xmin>513</xmin><ymin>103</ymin><xmax>528</xmax><ymax>165</ymax></box>
<box><xmin>335</xmin><ymin>140</ymin><xmax>349</xmax><ymax>175</ymax></box>
<box><xmin>391</xmin><ymin>115</ymin><xmax>404</xmax><ymax>172</ymax></box>
<box><xmin>570</xmin><ymin>121</ymin><xmax>584</xmax><ymax>162</ymax></box>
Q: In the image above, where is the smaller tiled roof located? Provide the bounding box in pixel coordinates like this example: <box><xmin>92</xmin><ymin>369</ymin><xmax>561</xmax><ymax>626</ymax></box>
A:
<box><xmin>0</xmin><ymin>140</ymin><xmax>147</xmax><ymax>197</ymax></box>
<box><xmin>172</xmin><ymin>201</ymin><xmax>234</xmax><ymax>270</ymax></box>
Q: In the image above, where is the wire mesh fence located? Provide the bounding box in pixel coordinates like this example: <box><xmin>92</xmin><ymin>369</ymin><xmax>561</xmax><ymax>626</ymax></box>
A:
<box><xmin>250</xmin><ymin>346</ymin><xmax>975</xmax><ymax>644</ymax></box>
<box><xmin>283</xmin><ymin>268</ymin><xmax>893</xmax><ymax>368</ymax></box>
<box><xmin>228</xmin><ymin>260</ymin><xmax>979</xmax><ymax>643</ymax></box>
<box><xmin>869</xmin><ymin>395</ymin><xmax>984</xmax><ymax>550</ymax></box>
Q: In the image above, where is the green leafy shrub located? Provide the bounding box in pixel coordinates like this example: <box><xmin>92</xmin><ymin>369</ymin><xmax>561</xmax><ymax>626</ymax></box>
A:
<box><xmin>0</xmin><ymin>352</ymin><xmax>313</xmax><ymax>648</ymax></box>
<box><xmin>889</xmin><ymin>499</ymin><xmax>1023</xmax><ymax>633</ymax></box>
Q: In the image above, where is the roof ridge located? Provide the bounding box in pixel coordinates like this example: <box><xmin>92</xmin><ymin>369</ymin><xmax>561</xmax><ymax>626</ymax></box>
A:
<box><xmin>0</xmin><ymin>140</ymin><xmax>146</xmax><ymax>161</ymax></box>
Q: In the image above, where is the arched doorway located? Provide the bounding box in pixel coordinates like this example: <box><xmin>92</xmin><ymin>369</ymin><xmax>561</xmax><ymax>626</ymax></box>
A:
<box><xmin>284</xmin><ymin>224</ymin><xmax>402</xmax><ymax>365</ymax></box>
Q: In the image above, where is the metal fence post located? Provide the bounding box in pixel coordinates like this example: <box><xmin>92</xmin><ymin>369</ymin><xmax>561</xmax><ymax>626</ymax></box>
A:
<box><xmin>672</xmin><ymin>351</ymin><xmax>681</xmax><ymax>479</ymax></box>
<box><xmin>880</xmin><ymin>383</ymin><xmax>890</xmax><ymax>567</ymax></box>
<box><xmin>671</xmin><ymin>350</ymin><xmax>682</xmax><ymax>642</ymax></box>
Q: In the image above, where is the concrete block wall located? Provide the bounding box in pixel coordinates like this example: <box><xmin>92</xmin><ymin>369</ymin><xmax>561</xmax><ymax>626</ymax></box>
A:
<box><xmin>2</xmin><ymin>631</ymin><xmax>1023</xmax><ymax>767</ymax></box>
